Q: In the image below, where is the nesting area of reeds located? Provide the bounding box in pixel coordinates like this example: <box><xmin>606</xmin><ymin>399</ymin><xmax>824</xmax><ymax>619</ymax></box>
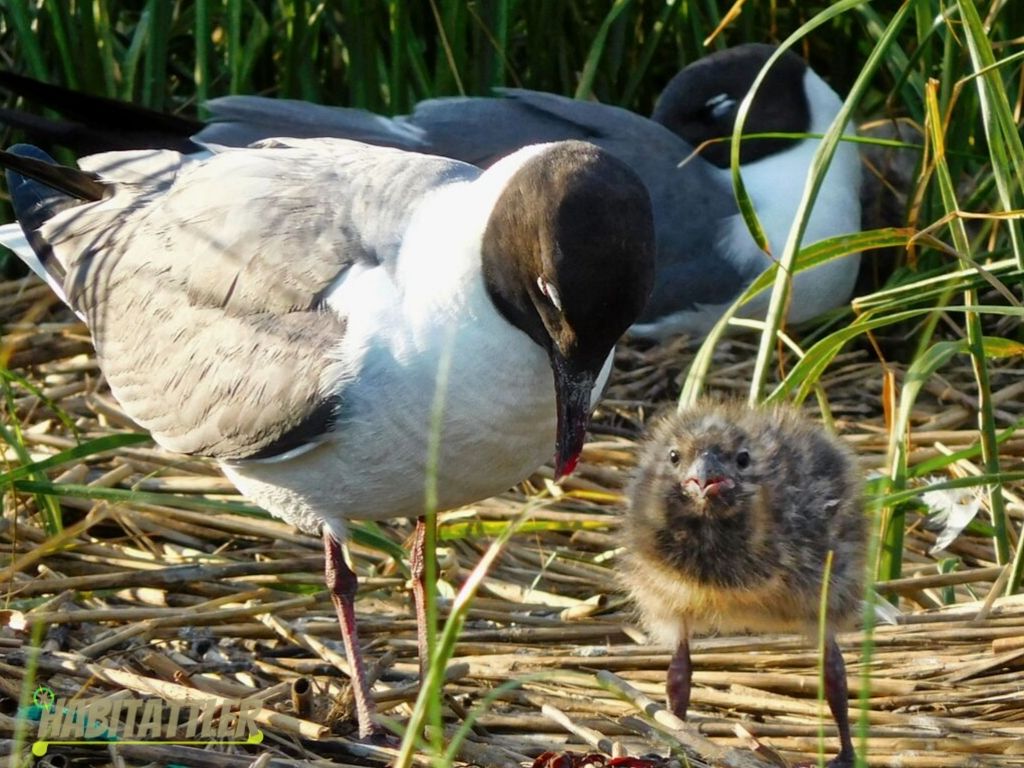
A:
<box><xmin>2</xmin><ymin>277</ymin><xmax>1022</xmax><ymax>768</ymax></box>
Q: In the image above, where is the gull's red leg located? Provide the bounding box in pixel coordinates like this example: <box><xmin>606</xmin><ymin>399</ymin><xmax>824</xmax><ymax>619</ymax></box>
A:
<box><xmin>323</xmin><ymin>529</ymin><xmax>377</xmax><ymax>738</ymax></box>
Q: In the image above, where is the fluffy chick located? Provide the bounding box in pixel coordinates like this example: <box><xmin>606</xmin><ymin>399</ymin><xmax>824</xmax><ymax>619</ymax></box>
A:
<box><xmin>622</xmin><ymin>400</ymin><xmax>865</xmax><ymax>767</ymax></box>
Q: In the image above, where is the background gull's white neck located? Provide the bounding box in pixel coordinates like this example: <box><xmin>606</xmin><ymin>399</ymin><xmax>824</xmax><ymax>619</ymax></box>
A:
<box><xmin>716</xmin><ymin>68</ymin><xmax>862</xmax><ymax>324</ymax></box>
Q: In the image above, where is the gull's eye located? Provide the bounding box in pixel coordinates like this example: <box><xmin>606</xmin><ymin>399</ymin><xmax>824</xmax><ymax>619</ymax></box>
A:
<box><xmin>704</xmin><ymin>92</ymin><xmax>736</xmax><ymax>121</ymax></box>
<box><xmin>736</xmin><ymin>449</ymin><xmax>750</xmax><ymax>469</ymax></box>
<box><xmin>668</xmin><ymin>449</ymin><xmax>680</xmax><ymax>465</ymax></box>
<box><xmin>537</xmin><ymin>276</ymin><xmax>563</xmax><ymax>313</ymax></box>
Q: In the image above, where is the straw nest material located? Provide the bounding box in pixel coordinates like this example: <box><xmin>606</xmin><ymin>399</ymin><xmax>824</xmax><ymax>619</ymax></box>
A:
<box><xmin>2</xmin><ymin>277</ymin><xmax>1023</xmax><ymax>768</ymax></box>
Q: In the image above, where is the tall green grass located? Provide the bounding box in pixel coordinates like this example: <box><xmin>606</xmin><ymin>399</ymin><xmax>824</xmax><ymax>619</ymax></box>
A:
<box><xmin>2</xmin><ymin>2</ymin><xmax>1024</xmax><ymax>767</ymax></box>
<box><xmin>0</xmin><ymin>1</ymin><xmax>872</xmax><ymax>112</ymax></box>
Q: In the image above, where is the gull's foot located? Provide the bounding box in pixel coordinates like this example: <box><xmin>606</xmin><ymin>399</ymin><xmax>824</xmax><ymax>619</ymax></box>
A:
<box><xmin>791</xmin><ymin>752</ymin><xmax>854</xmax><ymax>768</ymax></box>
<box><xmin>364</xmin><ymin>728</ymin><xmax>400</xmax><ymax>748</ymax></box>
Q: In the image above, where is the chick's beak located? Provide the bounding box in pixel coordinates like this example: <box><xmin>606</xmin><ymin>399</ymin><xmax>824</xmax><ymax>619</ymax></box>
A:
<box><xmin>685</xmin><ymin>450</ymin><xmax>733</xmax><ymax>498</ymax></box>
<box><xmin>551</xmin><ymin>352</ymin><xmax>596</xmax><ymax>480</ymax></box>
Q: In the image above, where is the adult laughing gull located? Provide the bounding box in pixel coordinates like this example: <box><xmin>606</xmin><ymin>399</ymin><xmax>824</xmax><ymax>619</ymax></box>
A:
<box><xmin>0</xmin><ymin>139</ymin><xmax>655</xmax><ymax>736</ymax></box>
<box><xmin>0</xmin><ymin>43</ymin><xmax>861</xmax><ymax>338</ymax></box>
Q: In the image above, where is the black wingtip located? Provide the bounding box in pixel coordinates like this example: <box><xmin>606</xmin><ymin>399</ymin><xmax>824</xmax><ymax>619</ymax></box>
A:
<box><xmin>3</xmin><ymin>144</ymin><xmax>107</xmax><ymax>200</ymax></box>
<box><xmin>0</xmin><ymin>70</ymin><xmax>205</xmax><ymax>153</ymax></box>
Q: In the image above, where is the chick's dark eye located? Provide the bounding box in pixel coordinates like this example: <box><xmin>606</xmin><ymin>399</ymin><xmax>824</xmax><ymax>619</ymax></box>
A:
<box><xmin>668</xmin><ymin>449</ymin><xmax>680</xmax><ymax>465</ymax></box>
<box><xmin>736</xmin><ymin>449</ymin><xmax>750</xmax><ymax>469</ymax></box>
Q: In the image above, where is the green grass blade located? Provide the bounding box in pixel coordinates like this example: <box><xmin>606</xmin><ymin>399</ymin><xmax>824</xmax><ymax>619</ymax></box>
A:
<box><xmin>681</xmin><ymin>227</ymin><xmax>924</xmax><ymax>407</ymax></box>
<box><xmin>878</xmin><ymin>339</ymin><xmax>964</xmax><ymax>586</ymax></box>
<box><xmin>392</xmin><ymin>501</ymin><xmax>535</xmax><ymax>767</ymax></box>
<box><xmin>226</xmin><ymin>0</ymin><xmax>244</xmax><ymax>94</ymax></box>
<box><xmin>42</xmin><ymin>2</ymin><xmax>78</xmax><ymax>88</ymax></box>
<box><xmin>84</xmin><ymin>0</ymin><xmax>119</xmax><ymax>96</ymax></box>
<box><xmin>120</xmin><ymin>9</ymin><xmax>151</xmax><ymax>99</ymax></box>
<box><xmin>924</xmin><ymin>78</ymin><xmax>1010</xmax><ymax>569</ymax></box>
<box><xmin>878</xmin><ymin>471</ymin><xmax>1024</xmax><ymax>509</ymax></box>
<box><xmin>429</xmin><ymin>0</ymin><xmax>466</xmax><ymax>95</ymax></box>
<box><xmin>816</xmin><ymin>551</ymin><xmax>834</xmax><ymax>766</ymax></box>
<box><xmin>574</xmin><ymin>0</ymin><xmax>633</xmax><ymax>100</ymax></box>
<box><xmin>141</xmin><ymin>0</ymin><xmax>171</xmax><ymax>107</ymax></box>
<box><xmin>957</xmin><ymin>0</ymin><xmax>1024</xmax><ymax>269</ymax></box>
<box><xmin>1</xmin><ymin>0</ymin><xmax>49</xmax><ymax>80</ymax></box>
<box><xmin>2</xmin><ymin>379</ymin><xmax>64</xmax><ymax>534</ymax></box>
<box><xmin>767</xmin><ymin>304</ymin><xmax>1024</xmax><ymax>406</ymax></box>
<box><xmin>194</xmin><ymin>0</ymin><xmax>211</xmax><ymax>111</ymax></box>
<box><xmin>0</xmin><ymin>433</ymin><xmax>151</xmax><ymax>485</ymax></box>
<box><xmin>910</xmin><ymin>418</ymin><xmax>1024</xmax><ymax>478</ymax></box>
<box><xmin>619</xmin><ymin>1</ymin><xmax>680</xmax><ymax>108</ymax></box>
<box><xmin>747</xmin><ymin>0</ymin><xmax>913</xmax><ymax>405</ymax></box>
<box><xmin>11</xmin><ymin>477</ymin><xmax>407</xmax><ymax>561</ymax></box>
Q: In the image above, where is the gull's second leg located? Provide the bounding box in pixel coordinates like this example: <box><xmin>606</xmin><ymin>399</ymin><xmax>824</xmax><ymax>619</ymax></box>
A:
<box><xmin>410</xmin><ymin>515</ymin><xmax>432</xmax><ymax>679</ymax></box>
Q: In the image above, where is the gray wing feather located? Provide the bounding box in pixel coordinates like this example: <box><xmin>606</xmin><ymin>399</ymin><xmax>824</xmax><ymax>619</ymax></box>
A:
<box><xmin>406</xmin><ymin>92</ymin><xmax>607</xmax><ymax>166</ymax></box>
<box><xmin>39</xmin><ymin>138</ymin><xmax>478</xmax><ymax>459</ymax></box>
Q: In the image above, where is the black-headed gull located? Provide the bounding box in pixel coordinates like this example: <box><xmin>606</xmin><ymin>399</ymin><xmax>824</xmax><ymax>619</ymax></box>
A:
<box><xmin>0</xmin><ymin>137</ymin><xmax>655</xmax><ymax>736</ymax></box>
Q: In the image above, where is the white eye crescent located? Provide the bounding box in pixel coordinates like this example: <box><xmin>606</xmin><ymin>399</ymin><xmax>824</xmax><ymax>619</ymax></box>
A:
<box><xmin>704</xmin><ymin>92</ymin><xmax>736</xmax><ymax>120</ymax></box>
<box><xmin>537</xmin><ymin>276</ymin><xmax>563</xmax><ymax>313</ymax></box>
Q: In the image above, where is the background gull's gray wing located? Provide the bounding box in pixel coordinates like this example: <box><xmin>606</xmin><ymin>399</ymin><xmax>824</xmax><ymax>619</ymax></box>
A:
<box><xmin>403</xmin><ymin>91</ymin><xmax>611</xmax><ymax>167</ymax></box>
<box><xmin>198</xmin><ymin>89</ymin><xmax>627</xmax><ymax>165</ymax></box>
<box><xmin>197</xmin><ymin>96</ymin><xmax>430</xmax><ymax>152</ymax></box>
<box><xmin>406</xmin><ymin>91</ymin><xmax>757</xmax><ymax>313</ymax></box>
<box><xmin>39</xmin><ymin>83</ymin><xmax>761</xmax><ymax>327</ymax></box>
<box><xmin>33</xmin><ymin>138</ymin><xmax>478</xmax><ymax>460</ymax></box>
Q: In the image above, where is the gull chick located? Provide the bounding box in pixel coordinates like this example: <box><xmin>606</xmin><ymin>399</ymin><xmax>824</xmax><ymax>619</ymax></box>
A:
<box><xmin>622</xmin><ymin>400</ymin><xmax>865</xmax><ymax>767</ymax></box>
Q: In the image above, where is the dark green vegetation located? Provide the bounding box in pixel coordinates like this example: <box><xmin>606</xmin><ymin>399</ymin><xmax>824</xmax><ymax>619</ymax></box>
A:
<box><xmin>0</xmin><ymin>1</ymin><xmax>885</xmax><ymax>114</ymax></box>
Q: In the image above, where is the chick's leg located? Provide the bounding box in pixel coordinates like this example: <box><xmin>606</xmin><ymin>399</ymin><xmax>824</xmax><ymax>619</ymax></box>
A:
<box><xmin>824</xmin><ymin>634</ymin><xmax>855</xmax><ymax>768</ymax></box>
<box><xmin>667</xmin><ymin>638</ymin><xmax>692</xmax><ymax>720</ymax></box>
<box><xmin>324</xmin><ymin>530</ymin><xmax>377</xmax><ymax>738</ymax></box>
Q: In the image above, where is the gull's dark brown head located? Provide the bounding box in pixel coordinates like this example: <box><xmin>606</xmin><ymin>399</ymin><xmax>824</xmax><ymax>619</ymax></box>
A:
<box><xmin>481</xmin><ymin>141</ymin><xmax>656</xmax><ymax>478</ymax></box>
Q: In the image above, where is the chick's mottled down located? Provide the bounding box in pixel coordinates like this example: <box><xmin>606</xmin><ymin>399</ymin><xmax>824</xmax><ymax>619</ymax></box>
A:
<box><xmin>623</xmin><ymin>400</ymin><xmax>864</xmax><ymax>641</ymax></box>
<box><xmin>622</xmin><ymin>400</ymin><xmax>866</xmax><ymax>767</ymax></box>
